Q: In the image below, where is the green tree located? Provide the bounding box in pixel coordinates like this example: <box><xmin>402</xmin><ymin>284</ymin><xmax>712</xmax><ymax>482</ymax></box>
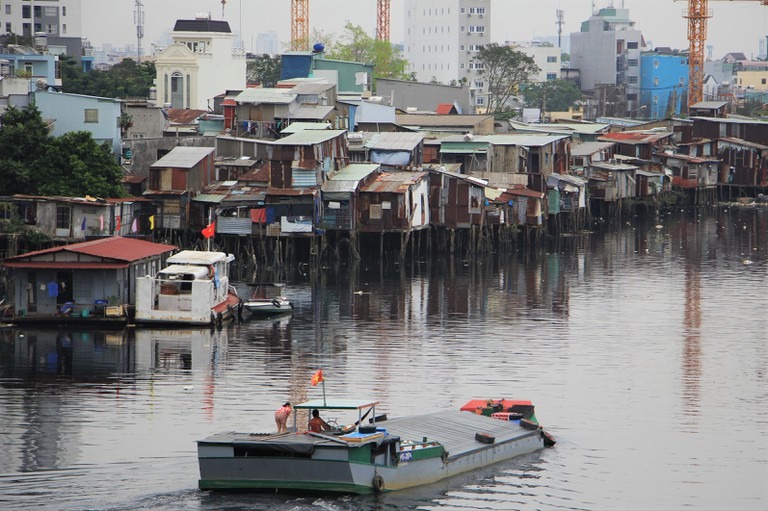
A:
<box><xmin>36</xmin><ymin>132</ymin><xmax>124</xmax><ymax>197</ymax></box>
<box><xmin>0</xmin><ymin>105</ymin><xmax>124</xmax><ymax>197</ymax></box>
<box><xmin>475</xmin><ymin>43</ymin><xmax>540</xmax><ymax>114</ymax></box>
<box><xmin>325</xmin><ymin>23</ymin><xmax>409</xmax><ymax>82</ymax></box>
<box><xmin>61</xmin><ymin>56</ymin><xmax>155</xmax><ymax>98</ymax></box>
<box><xmin>523</xmin><ymin>79</ymin><xmax>583</xmax><ymax>112</ymax></box>
<box><xmin>0</xmin><ymin>104</ymin><xmax>49</xmax><ymax>194</ymax></box>
<box><xmin>246</xmin><ymin>54</ymin><xmax>282</xmax><ymax>86</ymax></box>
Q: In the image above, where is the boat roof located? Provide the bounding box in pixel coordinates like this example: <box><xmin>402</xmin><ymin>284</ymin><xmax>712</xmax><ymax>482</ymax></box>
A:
<box><xmin>294</xmin><ymin>399</ymin><xmax>379</xmax><ymax>411</ymax></box>
<box><xmin>167</xmin><ymin>250</ymin><xmax>233</xmax><ymax>265</ymax></box>
<box><xmin>159</xmin><ymin>264</ymin><xmax>209</xmax><ymax>277</ymax></box>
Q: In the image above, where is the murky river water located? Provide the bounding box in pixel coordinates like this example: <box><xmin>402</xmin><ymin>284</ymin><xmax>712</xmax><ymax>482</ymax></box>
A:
<box><xmin>1</xmin><ymin>207</ymin><xmax>767</xmax><ymax>511</ymax></box>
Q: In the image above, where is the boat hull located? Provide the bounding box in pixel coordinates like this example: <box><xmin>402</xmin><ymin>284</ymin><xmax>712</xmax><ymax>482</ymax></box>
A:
<box><xmin>198</xmin><ymin>410</ymin><xmax>547</xmax><ymax>494</ymax></box>
<box><xmin>242</xmin><ymin>298</ymin><xmax>293</xmax><ymax>317</ymax></box>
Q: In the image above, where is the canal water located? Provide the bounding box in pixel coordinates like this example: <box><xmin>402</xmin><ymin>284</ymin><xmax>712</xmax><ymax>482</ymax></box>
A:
<box><xmin>1</xmin><ymin>207</ymin><xmax>766</xmax><ymax>511</ymax></box>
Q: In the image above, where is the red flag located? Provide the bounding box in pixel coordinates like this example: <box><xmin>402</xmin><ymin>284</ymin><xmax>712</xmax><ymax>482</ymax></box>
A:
<box><xmin>202</xmin><ymin>221</ymin><xmax>216</xmax><ymax>238</ymax></box>
<box><xmin>311</xmin><ymin>369</ymin><xmax>323</xmax><ymax>386</ymax></box>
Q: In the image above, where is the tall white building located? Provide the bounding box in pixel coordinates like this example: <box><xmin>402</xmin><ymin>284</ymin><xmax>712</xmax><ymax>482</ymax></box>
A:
<box><xmin>154</xmin><ymin>13</ymin><xmax>246</xmax><ymax>110</ymax></box>
<box><xmin>570</xmin><ymin>7</ymin><xmax>644</xmax><ymax>112</ymax></box>
<box><xmin>1</xmin><ymin>0</ymin><xmax>81</xmax><ymax>39</ymax></box>
<box><xmin>404</xmin><ymin>0</ymin><xmax>490</xmax><ymax>108</ymax></box>
<box><xmin>509</xmin><ymin>42</ymin><xmax>561</xmax><ymax>83</ymax></box>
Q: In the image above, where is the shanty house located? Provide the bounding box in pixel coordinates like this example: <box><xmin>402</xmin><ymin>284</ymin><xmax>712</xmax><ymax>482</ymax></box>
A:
<box><xmin>320</xmin><ymin>164</ymin><xmax>381</xmax><ymax>231</ymax></box>
<box><xmin>585</xmin><ymin>161</ymin><xmax>638</xmax><ymax>203</ymax></box>
<box><xmin>427</xmin><ymin>167</ymin><xmax>486</xmax><ymax>229</ymax></box>
<box><xmin>6</xmin><ymin>195</ymin><xmax>116</xmax><ymax>241</ymax></box>
<box><xmin>144</xmin><ymin>146</ymin><xmax>216</xmax><ymax>231</ymax></box>
<box><xmin>654</xmin><ymin>152</ymin><xmax>719</xmax><ymax>190</ymax></box>
<box><xmin>365</xmin><ymin>132</ymin><xmax>425</xmax><ymax>169</ymax></box>
<box><xmin>1</xmin><ymin>237</ymin><xmax>175</xmax><ymax>319</ymax></box>
<box><xmin>358</xmin><ymin>172</ymin><xmax>430</xmax><ymax>233</ymax></box>
<box><xmin>598</xmin><ymin>131</ymin><xmax>675</xmax><ymax>161</ymax></box>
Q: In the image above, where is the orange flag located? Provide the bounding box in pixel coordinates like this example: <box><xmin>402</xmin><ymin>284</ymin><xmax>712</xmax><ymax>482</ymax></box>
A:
<box><xmin>311</xmin><ymin>369</ymin><xmax>323</xmax><ymax>386</ymax></box>
<box><xmin>201</xmin><ymin>221</ymin><xmax>216</xmax><ymax>238</ymax></box>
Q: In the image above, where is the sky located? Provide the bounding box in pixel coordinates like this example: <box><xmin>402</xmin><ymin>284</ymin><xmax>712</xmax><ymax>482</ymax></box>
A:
<box><xmin>80</xmin><ymin>0</ymin><xmax>768</xmax><ymax>60</ymax></box>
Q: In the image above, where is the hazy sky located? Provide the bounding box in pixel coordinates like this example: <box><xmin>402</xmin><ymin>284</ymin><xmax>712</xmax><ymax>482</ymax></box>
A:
<box><xmin>81</xmin><ymin>0</ymin><xmax>768</xmax><ymax>59</ymax></box>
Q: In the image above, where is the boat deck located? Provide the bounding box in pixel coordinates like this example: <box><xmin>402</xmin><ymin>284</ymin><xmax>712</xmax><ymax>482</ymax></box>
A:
<box><xmin>200</xmin><ymin>410</ymin><xmax>539</xmax><ymax>460</ymax></box>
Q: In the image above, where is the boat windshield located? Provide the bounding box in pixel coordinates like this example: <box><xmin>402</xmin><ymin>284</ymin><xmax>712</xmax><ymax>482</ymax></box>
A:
<box><xmin>292</xmin><ymin>399</ymin><xmax>379</xmax><ymax>433</ymax></box>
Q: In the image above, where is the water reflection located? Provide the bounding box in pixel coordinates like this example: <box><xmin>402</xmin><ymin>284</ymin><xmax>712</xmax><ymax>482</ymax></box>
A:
<box><xmin>0</xmin><ymin>208</ymin><xmax>766</xmax><ymax>511</ymax></box>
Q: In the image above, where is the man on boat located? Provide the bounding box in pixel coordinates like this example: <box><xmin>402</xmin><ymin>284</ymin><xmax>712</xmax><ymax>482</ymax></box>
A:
<box><xmin>308</xmin><ymin>409</ymin><xmax>331</xmax><ymax>433</ymax></box>
<box><xmin>274</xmin><ymin>402</ymin><xmax>291</xmax><ymax>433</ymax></box>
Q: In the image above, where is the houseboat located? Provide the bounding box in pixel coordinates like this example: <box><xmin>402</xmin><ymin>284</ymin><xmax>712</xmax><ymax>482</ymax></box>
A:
<box><xmin>197</xmin><ymin>398</ymin><xmax>554</xmax><ymax>494</ymax></box>
<box><xmin>134</xmin><ymin>250</ymin><xmax>241</xmax><ymax>326</ymax></box>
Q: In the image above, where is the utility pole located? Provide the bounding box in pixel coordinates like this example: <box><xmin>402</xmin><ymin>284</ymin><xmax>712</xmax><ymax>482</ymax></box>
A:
<box><xmin>556</xmin><ymin>9</ymin><xmax>564</xmax><ymax>48</ymax></box>
<box><xmin>134</xmin><ymin>0</ymin><xmax>144</xmax><ymax>63</ymax></box>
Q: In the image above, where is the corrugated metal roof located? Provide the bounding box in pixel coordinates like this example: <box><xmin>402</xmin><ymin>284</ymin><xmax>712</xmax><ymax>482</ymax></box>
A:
<box><xmin>690</xmin><ymin>101</ymin><xmax>728</xmax><ymax>109</ymax></box>
<box><xmin>571</xmin><ymin>141</ymin><xmax>615</xmax><ymax>157</ymax></box>
<box><xmin>719</xmin><ymin>136</ymin><xmax>768</xmax><ymax>150</ymax></box>
<box><xmin>598</xmin><ymin>131</ymin><xmax>673</xmax><ymax>144</ymax></box>
<box><xmin>165</xmin><ymin>108</ymin><xmax>206</xmax><ymax>124</ymax></box>
<box><xmin>484</xmin><ymin>134</ymin><xmax>570</xmax><ymax>146</ymax></box>
<box><xmin>192</xmin><ymin>194</ymin><xmax>227</xmax><ymax>203</ymax></box>
<box><xmin>235</xmin><ymin>88</ymin><xmax>297</xmax><ymax>104</ymax></box>
<box><xmin>395</xmin><ymin>113</ymin><xmax>493</xmax><ymax>127</ymax></box>
<box><xmin>290</xmin><ymin>82</ymin><xmax>336</xmax><ymax>94</ymax></box>
<box><xmin>273</xmin><ymin>129</ymin><xmax>347</xmax><ymax>145</ymax></box>
<box><xmin>360</xmin><ymin>171</ymin><xmax>427</xmax><ymax>193</ymax></box>
<box><xmin>281</xmin><ymin>122</ymin><xmax>332</xmax><ymax>134</ymax></box>
<box><xmin>322</xmin><ymin>164</ymin><xmax>380</xmax><ymax>193</ymax></box>
<box><xmin>2</xmin><ymin>237</ymin><xmax>176</xmax><ymax>268</ymax></box>
<box><xmin>439</xmin><ymin>141</ymin><xmax>488</xmax><ymax>154</ymax></box>
<box><xmin>366</xmin><ymin>132</ymin><xmax>425</xmax><ymax>151</ymax></box>
<box><xmin>289</xmin><ymin>104</ymin><xmax>334</xmax><ymax>120</ymax></box>
<box><xmin>151</xmin><ymin>147</ymin><xmax>214</xmax><ymax>168</ymax></box>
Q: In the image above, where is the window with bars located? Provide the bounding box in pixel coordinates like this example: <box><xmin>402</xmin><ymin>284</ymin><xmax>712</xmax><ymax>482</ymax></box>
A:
<box><xmin>56</xmin><ymin>206</ymin><xmax>71</xmax><ymax>229</ymax></box>
<box><xmin>84</xmin><ymin>109</ymin><xmax>98</xmax><ymax>123</ymax></box>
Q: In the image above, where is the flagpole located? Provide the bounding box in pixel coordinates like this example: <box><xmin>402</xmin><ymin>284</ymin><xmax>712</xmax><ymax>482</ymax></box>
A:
<box><xmin>322</xmin><ymin>379</ymin><xmax>326</xmax><ymax>406</ymax></box>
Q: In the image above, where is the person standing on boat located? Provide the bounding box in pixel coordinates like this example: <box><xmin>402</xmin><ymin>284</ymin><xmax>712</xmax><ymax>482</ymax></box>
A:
<box><xmin>274</xmin><ymin>402</ymin><xmax>291</xmax><ymax>433</ymax></box>
<box><xmin>308</xmin><ymin>409</ymin><xmax>331</xmax><ymax>433</ymax></box>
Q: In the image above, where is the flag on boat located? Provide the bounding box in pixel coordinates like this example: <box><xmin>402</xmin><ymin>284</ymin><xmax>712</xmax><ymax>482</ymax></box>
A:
<box><xmin>202</xmin><ymin>221</ymin><xmax>216</xmax><ymax>238</ymax></box>
<box><xmin>311</xmin><ymin>369</ymin><xmax>323</xmax><ymax>386</ymax></box>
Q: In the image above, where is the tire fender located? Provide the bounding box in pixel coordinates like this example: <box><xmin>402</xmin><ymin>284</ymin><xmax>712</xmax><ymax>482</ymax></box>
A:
<box><xmin>372</xmin><ymin>474</ymin><xmax>385</xmax><ymax>493</ymax></box>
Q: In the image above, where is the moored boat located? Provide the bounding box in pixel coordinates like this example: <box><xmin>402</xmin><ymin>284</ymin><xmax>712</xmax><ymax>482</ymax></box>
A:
<box><xmin>134</xmin><ymin>250</ymin><xmax>241</xmax><ymax>326</ymax></box>
<box><xmin>242</xmin><ymin>283</ymin><xmax>293</xmax><ymax>317</ymax></box>
<box><xmin>197</xmin><ymin>397</ymin><xmax>554</xmax><ymax>494</ymax></box>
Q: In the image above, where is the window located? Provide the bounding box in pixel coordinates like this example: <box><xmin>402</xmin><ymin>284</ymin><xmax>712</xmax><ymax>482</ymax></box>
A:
<box><xmin>477</xmin><ymin>7</ymin><xmax>486</xmax><ymax>15</ymax></box>
<box><xmin>474</xmin><ymin>80</ymin><xmax>484</xmax><ymax>88</ymax></box>
<box><xmin>33</xmin><ymin>6</ymin><xmax>41</xmax><ymax>18</ymax></box>
<box><xmin>628</xmin><ymin>76</ymin><xmax>638</xmax><ymax>84</ymax></box>
<box><xmin>654</xmin><ymin>59</ymin><xmax>660</xmax><ymax>69</ymax></box>
<box><xmin>680</xmin><ymin>77</ymin><xmax>685</xmax><ymax>85</ymax></box>
<box><xmin>5</xmin><ymin>22</ymin><xmax>11</xmax><ymax>33</ymax></box>
<box><xmin>460</xmin><ymin>44</ymin><xmax>465</xmax><ymax>50</ymax></box>
<box><xmin>627</xmin><ymin>93</ymin><xmax>637</xmax><ymax>101</ymax></box>
<box><xmin>22</xmin><ymin>5</ymin><xmax>30</xmax><ymax>18</ymax></box>
<box><xmin>63</xmin><ymin>6</ymin><xmax>67</xmax><ymax>16</ymax></box>
<box><xmin>627</xmin><ymin>42</ymin><xmax>638</xmax><ymax>50</ymax></box>
<box><xmin>547</xmin><ymin>56</ymin><xmax>557</xmax><ymax>63</ymax></box>
<box><xmin>653</xmin><ymin>77</ymin><xmax>659</xmax><ymax>86</ymax></box>
<box><xmin>460</xmin><ymin>25</ymin><xmax>465</xmax><ymax>32</ymax></box>
<box><xmin>763</xmin><ymin>78</ymin><xmax>767</xmax><ymax>85</ymax></box>
<box><xmin>5</xmin><ymin>5</ymin><xmax>10</xmax><ymax>15</ymax></box>
<box><xmin>476</xmin><ymin>96</ymin><xmax>485</xmax><ymax>105</ymax></box>
<box><xmin>24</xmin><ymin>64</ymin><xmax>33</xmax><ymax>75</ymax></box>
<box><xmin>45</xmin><ymin>7</ymin><xmax>56</xmax><ymax>16</ymax></box>
<box><xmin>62</xmin><ymin>23</ymin><xmax>66</xmax><ymax>34</ymax></box>
<box><xmin>56</xmin><ymin>206</ymin><xmax>71</xmax><ymax>229</ymax></box>
<box><xmin>84</xmin><ymin>109</ymin><xmax>99</xmax><ymax>123</ymax></box>
<box><xmin>653</xmin><ymin>96</ymin><xmax>659</xmax><ymax>105</ymax></box>
<box><xmin>627</xmin><ymin>59</ymin><xmax>638</xmax><ymax>67</ymax></box>
<box><xmin>547</xmin><ymin>73</ymin><xmax>557</xmax><ymax>81</ymax></box>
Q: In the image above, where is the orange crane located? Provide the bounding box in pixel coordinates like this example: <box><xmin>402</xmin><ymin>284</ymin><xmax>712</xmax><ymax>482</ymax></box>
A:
<box><xmin>291</xmin><ymin>0</ymin><xmax>391</xmax><ymax>51</ymax></box>
<box><xmin>684</xmin><ymin>0</ymin><xmax>768</xmax><ymax>107</ymax></box>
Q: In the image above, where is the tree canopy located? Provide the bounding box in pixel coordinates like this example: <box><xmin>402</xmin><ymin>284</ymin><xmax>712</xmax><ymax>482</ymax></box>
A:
<box><xmin>61</xmin><ymin>56</ymin><xmax>156</xmax><ymax>98</ymax></box>
<box><xmin>324</xmin><ymin>23</ymin><xmax>410</xmax><ymax>82</ymax></box>
<box><xmin>523</xmin><ymin>79</ymin><xmax>584</xmax><ymax>113</ymax></box>
<box><xmin>246</xmin><ymin>54</ymin><xmax>282</xmax><ymax>87</ymax></box>
<box><xmin>0</xmin><ymin>104</ymin><xmax>124</xmax><ymax>198</ymax></box>
<box><xmin>474</xmin><ymin>43</ymin><xmax>540</xmax><ymax>115</ymax></box>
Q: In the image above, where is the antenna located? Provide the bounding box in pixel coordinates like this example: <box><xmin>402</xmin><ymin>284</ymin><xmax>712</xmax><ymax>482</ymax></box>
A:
<box><xmin>556</xmin><ymin>9</ymin><xmax>564</xmax><ymax>48</ymax></box>
<box><xmin>221</xmin><ymin>0</ymin><xmax>227</xmax><ymax>17</ymax></box>
<box><xmin>134</xmin><ymin>0</ymin><xmax>144</xmax><ymax>63</ymax></box>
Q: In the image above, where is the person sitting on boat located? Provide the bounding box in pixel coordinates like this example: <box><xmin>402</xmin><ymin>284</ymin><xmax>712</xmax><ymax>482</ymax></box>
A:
<box><xmin>274</xmin><ymin>402</ymin><xmax>291</xmax><ymax>433</ymax></box>
<box><xmin>308</xmin><ymin>409</ymin><xmax>331</xmax><ymax>433</ymax></box>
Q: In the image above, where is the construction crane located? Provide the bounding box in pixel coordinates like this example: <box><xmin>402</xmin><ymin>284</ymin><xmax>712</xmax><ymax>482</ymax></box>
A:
<box><xmin>683</xmin><ymin>0</ymin><xmax>768</xmax><ymax>107</ymax></box>
<box><xmin>291</xmin><ymin>0</ymin><xmax>391</xmax><ymax>51</ymax></box>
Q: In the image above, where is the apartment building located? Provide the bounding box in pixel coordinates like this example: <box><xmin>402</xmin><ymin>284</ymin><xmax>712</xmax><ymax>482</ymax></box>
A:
<box><xmin>571</xmin><ymin>7</ymin><xmax>644</xmax><ymax>114</ymax></box>
<box><xmin>404</xmin><ymin>0</ymin><xmax>490</xmax><ymax>110</ymax></box>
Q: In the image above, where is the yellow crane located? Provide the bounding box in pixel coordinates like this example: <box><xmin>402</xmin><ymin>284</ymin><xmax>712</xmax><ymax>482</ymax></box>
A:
<box><xmin>291</xmin><ymin>0</ymin><xmax>391</xmax><ymax>51</ymax></box>
<box><xmin>683</xmin><ymin>0</ymin><xmax>768</xmax><ymax>106</ymax></box>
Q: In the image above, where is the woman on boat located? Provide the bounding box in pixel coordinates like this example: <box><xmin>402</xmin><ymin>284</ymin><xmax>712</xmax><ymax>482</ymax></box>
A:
<box><xmin>308</xmin><ymin>409</ymin><xmax>331</xmax><ymax>433</ymax></box>
<box><xmin>274</xmin><ymin>402</ymin><xmax>291</xmax><ymax>433</ymax></box>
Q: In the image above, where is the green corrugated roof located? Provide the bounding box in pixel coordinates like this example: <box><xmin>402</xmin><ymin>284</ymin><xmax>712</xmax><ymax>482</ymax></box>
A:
<box><xmin>439</xmin><ymin>142</ymin><xmax>488</xmax><ymax>154</ymax></box>
<box><xmin>330</xmin><ymin>164</ymin><xmax>380</xmax><ymax>181</ymax></box>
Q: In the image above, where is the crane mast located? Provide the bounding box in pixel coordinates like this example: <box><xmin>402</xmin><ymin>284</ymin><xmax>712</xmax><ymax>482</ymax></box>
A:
<box><xmin>685</xmin><ymin>0</ymin><xmax>768</xmax><ymax>107</ymax></box>
<box><xmin>291</xmin><ymin>0</ymin><xmax>391</xmax><ymax>50</ymax></box>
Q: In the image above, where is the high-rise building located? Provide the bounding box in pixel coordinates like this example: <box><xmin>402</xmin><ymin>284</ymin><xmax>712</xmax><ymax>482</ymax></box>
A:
<box><xmin>571</xmin><ymin>7</ymin><xmax>644</xmax><ymax>115</ymax></box>
<box><xmin>404</xmin><ymin>0</ymin><xmax>490</xmax><ymax>109</ymax></box>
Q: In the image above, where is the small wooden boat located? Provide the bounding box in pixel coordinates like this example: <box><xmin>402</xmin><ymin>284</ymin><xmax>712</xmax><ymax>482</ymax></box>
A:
<box><xmin>242</xmin><ymin>283</ymin><xmax>293</xmax><ymax>317</ymax></box>
<box><xmin>134</xmin><ymin>250</ymin><xmax>241</xmax><ymax>326</ymax></box>
<box><xmin>197</xmin><ymin>398</ymin><xmax>554</xmax><ymax>494</ymax></box>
